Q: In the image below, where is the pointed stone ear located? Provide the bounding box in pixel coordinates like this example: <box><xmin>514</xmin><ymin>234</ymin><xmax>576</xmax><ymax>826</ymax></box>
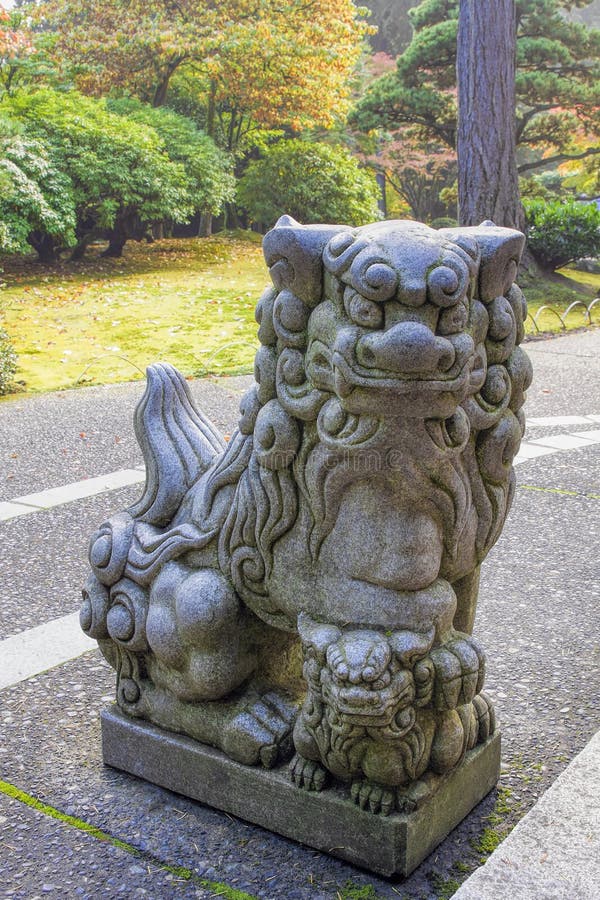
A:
<box><xmin>439</xmin><ymin>221</ymin><xmax>525</xmax><ymax>303</ymax></box>
<box><xmin>297</xmin><ymin>612</ymin><xmax>341</xmax><ymax>657</ymax></box>
<box><xmin>263</xmin><ymin>217</ymin><xmax>351</xmax><ymax>306</ymax></box>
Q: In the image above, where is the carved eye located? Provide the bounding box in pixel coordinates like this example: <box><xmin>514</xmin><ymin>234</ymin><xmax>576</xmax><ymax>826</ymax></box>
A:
<box><xmin>344</xmin><ymin>291</ymin><xmax>383</xmax><ymax>329</ymax></box>
<box><xmin>437</xmin><ymin>302</ymin><xmax>468</xmax><ymax>335</ymax></box>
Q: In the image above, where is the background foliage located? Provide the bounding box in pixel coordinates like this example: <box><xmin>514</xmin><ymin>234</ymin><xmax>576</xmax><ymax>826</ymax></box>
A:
<box><xmin>237</xmin><ymin>141</ymin><xmax>381</xmax><ymax>229</ymax></box>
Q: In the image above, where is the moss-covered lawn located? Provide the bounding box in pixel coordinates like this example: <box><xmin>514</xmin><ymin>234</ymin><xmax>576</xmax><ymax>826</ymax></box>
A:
<box><xmin>0</xmin><ymin>233</ymin><xmax>598</xmax><ymax>397</ymax></box>
<box><xmin>523</xmin><ymin>266</ymin><xmax>600</xmax><ymax>333</ymax></box>
<box><xmin>0</xmin><ymin>233</ymin><xmax>268</xmax><ymax>394</ymax></box>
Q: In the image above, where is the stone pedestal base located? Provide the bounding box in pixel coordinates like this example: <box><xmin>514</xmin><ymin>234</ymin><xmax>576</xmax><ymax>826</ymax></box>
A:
<box><xmin>101</xmin><ymin>706</ymin><xmax>501</xmax><ymax>877</ymax></box>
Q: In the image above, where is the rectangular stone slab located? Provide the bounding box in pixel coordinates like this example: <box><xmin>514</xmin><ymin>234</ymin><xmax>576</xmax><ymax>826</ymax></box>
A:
<box><xmin>101</xmin><ymin>706</ymin><xmax>501</xmax><ymax>878</ymax></box>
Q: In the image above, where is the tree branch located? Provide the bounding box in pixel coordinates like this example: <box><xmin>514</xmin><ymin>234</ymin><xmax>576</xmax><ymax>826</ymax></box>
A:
<box><xmin>518</xmin><ymin>147</ymin><xmax>600</xmax><ymax>173</ymax></box>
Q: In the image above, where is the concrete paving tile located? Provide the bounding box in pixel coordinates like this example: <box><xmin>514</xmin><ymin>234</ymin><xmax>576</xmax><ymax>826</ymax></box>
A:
<box><xmin>0</xmin><ymin>502</ymin><xmax>37</xmax><ymax>522</ymax></box>
<box><xmin>572</xmin><ymin>428</ymin><xmax>600</xmax><ymax>441</ymax></box>
<box><xmin>514</xmin><ymin>443</ymin><xmax>557</xmax><ymax>462</ymax></box>
<box><xmin>526</xmin><ymin>416</ymin><xmax>596</xmax><ymax>427</ymax></box>
<box><xmin>453</xmin><ymin>729</ymin><xmax>600</xmax><ymax>900</ymax></box>
<box><xmin>528</xmin><ymin>433</ymin><xmax>599</xmax><ymax>450</ymax></box>
<box><xmin>14</xmin><ymin>470</ymin><xmax>145</xmax><ymax>511</ymax></box>
<box><xmin>0</xmin><ymin>612</ymin><xmax>96</xmax><ymax>691</ymax></box>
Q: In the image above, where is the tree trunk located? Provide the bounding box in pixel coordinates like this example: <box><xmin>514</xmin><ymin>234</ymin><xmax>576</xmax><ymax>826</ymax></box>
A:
<box><xmin>70</xmin><ymin>233</ymin><xmax>96</xmax><ymax>261</ymax></box>
<box><xmin>226</xmin><ymin>202</ymin><xmax>240</xmax><ymax>230</ymax></box>
<box><xmin>28</xmin><ymin>232</ymin><xmax>60</xmax><ymax>264</ymax></box>
<box><xmin>198</xmin><ymin>212</ymin><xmax>213</xmax><ymax>237</ymax></box>
<box><xmin>102</xmin><ymin>227</ymin><xmax>127</xmax><ymax>258</ymax></box>
<box><xmin>457</xmin><ymin>0</ymin><xmax>524</xmax><ymax>232</ymax></box>
<box><xmin>376</xmin><ymin>172</ymin><xmax>387</xmax><ymax>217</ymax></box>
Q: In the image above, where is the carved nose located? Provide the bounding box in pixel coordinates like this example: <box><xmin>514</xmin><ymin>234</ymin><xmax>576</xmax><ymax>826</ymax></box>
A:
<box><xmin>356</xmin><ymin>322</ymin><xmax>455</xmax><ymax>374</ymax></box>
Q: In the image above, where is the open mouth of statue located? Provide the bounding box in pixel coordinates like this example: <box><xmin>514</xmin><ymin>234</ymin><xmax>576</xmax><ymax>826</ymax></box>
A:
<box><xmin>332</xmin><ymin>351</ymin><xmax>473</xmax><ymax>400</ymax></box>
<box><xmin>324</xmin><ymin>679</ymin><xmax>414</xmax><ymax>720</ymax></box>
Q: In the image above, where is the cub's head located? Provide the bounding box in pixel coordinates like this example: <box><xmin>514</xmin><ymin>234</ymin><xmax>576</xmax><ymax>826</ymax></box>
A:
<box><xmin>297</xmin><ymin>612</ymin><xmax>436</xmax><ymax>730</ymax></box>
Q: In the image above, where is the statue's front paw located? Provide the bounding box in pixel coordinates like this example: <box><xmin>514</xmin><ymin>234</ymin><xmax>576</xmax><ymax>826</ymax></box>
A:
<box><xmin>222</xmin><ymin>690</ymin><xmax>297</xmax><ymax>768</ymax></box>
<box><xmin>350</xmin><ymin>781</ymin><xmax>395</xmax><ymax>816</ymax></box>
<box><xmin>430</xmin><ymin>636</ymin><xmax>485</xmax><ymax>709</ymax></box>
<box><xmin>290</xmin><ymin>754</ymin><xmax>328</xmax><ymax>791</ymax></box>
<box><xmin>396</xmin><ymin>773</ymin><xmax>439</xmax><ymax>813</ymax></box>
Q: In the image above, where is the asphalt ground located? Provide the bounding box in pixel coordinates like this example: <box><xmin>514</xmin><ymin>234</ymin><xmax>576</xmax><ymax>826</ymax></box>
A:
<box><xmin>1</xmin><ymin>329</ymin><xmax>599</xmax><ymax>900</ymax></box>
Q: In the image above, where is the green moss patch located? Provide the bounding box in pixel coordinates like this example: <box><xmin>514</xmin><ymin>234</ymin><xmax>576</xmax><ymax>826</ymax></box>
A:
<box><xmin>1</xmin><ymin>234</ymin><xmax>598</xmax><ymax>397</ymax></box>
<box><xmin>0</xmin><ymin>234</ymin><xmax>268</xmax><ymax>395</ymax></box>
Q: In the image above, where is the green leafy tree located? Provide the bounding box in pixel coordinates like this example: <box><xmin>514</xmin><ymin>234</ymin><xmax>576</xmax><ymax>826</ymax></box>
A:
<box><xmin>35</xmin><ymin>0</ymin><xmax>370</xmax><ymax>132</ymax></box>
<box><xmin>524</xmin><ymin>198</ymin><xmax>600</xmax><ymax>271</ymax></box>
<box><xmin>0</xmin><ymin>114</ymin><xmax>76</xmax><ymax>260</ymax></box>
<box><xmin>352</xmin><ymin>0</ymin><xmax>600</xmax><ymax>174</ymax></box>
<box><xmin>107</xmin><ymin>98</ymin><xmax>235</xmax><ymax>230</ymax></box>
<box><xmin>6</xmin><ymin>90</ymin><xmax>200</xmax><ymax>258</ymax></box>
<box><xmin>236</xmin><ymin>140</ymin><xmax>381</xmax><ymax>230</ymax></box>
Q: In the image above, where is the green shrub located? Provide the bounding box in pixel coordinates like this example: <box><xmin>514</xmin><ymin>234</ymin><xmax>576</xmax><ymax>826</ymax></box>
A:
<box><xmin>107</xmin><ymin>98</ymin><xmax>235</xmax><ymax>217</ymax></box>
<box><xmin>0</xmin><ymin>327</ymin><xmax>17</xmax><ymax>395</ymax></box>
<box><xmin>237</xmin><ymin>139</ymin><xmax>381</xmax><ymax>230</ymax></box>
<box><xmin>524</xmin><ymin>198</ymin><xmax>600</xmax><ymax>271</ymax></box>
<box><xmin>431</xmin><ymin>216</ymin><xmax>458</xmax><ymax>229</ymax></box>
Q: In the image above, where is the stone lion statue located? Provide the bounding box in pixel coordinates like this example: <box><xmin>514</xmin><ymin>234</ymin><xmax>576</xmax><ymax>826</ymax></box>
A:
<box><xmin>82</xmin><ymin>218</ymin><xmax>531</xmax><ymax>815</ymax></box>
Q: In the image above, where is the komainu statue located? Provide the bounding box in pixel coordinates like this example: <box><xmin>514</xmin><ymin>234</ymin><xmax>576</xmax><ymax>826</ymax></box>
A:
<box><xmin>83</xmin><ymin>218</ymin><xmax>531</xmax><ymax>874</ymax></box>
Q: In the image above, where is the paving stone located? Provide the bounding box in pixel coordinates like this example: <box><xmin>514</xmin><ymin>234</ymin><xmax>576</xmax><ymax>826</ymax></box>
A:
<box><xmin>0</xmin><ymin>613</ymin><xmax>96</xmax><ymax>691</ymax></box>
<box><xmin>453</xmin><ymin>730</ymin><xmax>600</xmax><ymax>900</ymax></box>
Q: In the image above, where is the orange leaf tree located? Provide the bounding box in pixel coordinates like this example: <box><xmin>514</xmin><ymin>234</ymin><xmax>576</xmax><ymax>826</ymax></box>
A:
<box><xmin>37</xmin><ymin>0</ymin><xmax>372</xmax><ymax>150</ymax></box>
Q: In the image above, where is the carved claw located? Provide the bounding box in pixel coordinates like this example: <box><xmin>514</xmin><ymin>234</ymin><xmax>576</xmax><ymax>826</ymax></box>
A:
<box><xmin>222</xmin><ymin>690</ymin><xmax>297</xmax><ymax>768</ymax></box>
<box><xmin>396</xmin><ymin>773</ymin><xmax>439</xmax><ymax>813</ymax></box>
<box><xmin>290</xmin><ymin>754</ymin><xmax>328</xmax><ymax>791</ymax></box>
<box><xmin>350</xmin><ymin>781</ymin><xmax>395</xmax><ymax>817</ymax></box>
<box><xmin>430</xmin><ymin>636</ymin><xmax>485</xmax><ymax>710</ymax></box>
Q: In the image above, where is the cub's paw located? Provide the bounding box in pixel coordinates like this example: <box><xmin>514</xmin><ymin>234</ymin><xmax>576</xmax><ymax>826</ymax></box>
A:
<box><xmin>290</xmin><ymin>754</ymin><xmax>328</xmax><ymax>792</ymax></box>
<box><xmin>222</xmin><ymin>690</ymin><xmax>297</xmax><ymax>768</ymax></box>
<box><xmin>350</xmin><ymin>781</ymin><xmax>395</xmax><ymax>816</ymax></box>
<box><xmin>430</xmin><ymin>636</ymin><xmax>485</xmax><ymax>710</ymax></box>
<box><xmin>472</xmin><ymin>691</ymin><xmax>496</xmax><ymax>742</ymax></box>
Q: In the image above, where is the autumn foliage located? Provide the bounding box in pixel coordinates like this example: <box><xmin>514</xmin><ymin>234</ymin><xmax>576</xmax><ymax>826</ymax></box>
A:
<box><xmin>38</xmin><ymin>0</ymin><xmax>372</xmax><ymax>138</ymax></box>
